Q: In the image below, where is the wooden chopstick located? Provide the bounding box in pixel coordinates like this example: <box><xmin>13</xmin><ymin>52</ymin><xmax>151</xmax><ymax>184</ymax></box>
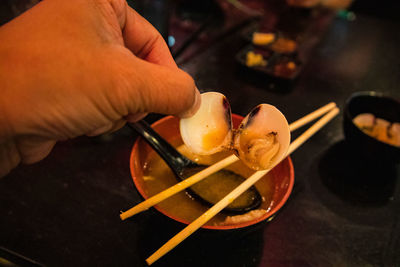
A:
<box><xmin>120</xmin><ymin>102</ymin><xmax>337</xmax><ymax>220</ymax></box>
<box><xmin>289</xmin><ymin>102</ymin><xmax>336</xmax><ymax>132</ymax></box>
<box><xmin>146</xmin><ymin>107</ymin><xmax>340</xmax><ymax>265</ymax></box>
<box><xmin>120</xmin><ymin>154</ymin><xmax>238</xmax><ymax>220</ymax></box>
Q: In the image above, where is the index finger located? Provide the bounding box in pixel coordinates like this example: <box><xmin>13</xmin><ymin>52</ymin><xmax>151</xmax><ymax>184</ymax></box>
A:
<box><xmin>122</xmin><ymin>6</ymin><xmax>177</xmax><ymax>68</ymax></box>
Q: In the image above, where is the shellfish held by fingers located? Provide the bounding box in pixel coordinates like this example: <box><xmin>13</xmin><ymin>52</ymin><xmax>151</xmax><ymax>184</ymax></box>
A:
<box><xmin>233</xmin><ymin>104</ymin><xmax>290</xmax><ymax>170</ymax></box>
<box><xmin>180</xmin><ymin>92</ymin><xmax>233</xmax><ymax>155</ymax></box>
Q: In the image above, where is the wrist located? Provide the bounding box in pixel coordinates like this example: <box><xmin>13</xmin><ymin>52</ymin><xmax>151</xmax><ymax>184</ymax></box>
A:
<box><xmin>0</xmin><ymin>139</ymin><xmax>20</xmax><ymax>177</ymax></box>
<box><xmin>0</xmin><ymin>45</ymin><xmax>16</xmax><ymax>142</ymax></box>
<box><xmin>0</xmin><ymin>98</ymin><xmax>13</xmax><ymax>141</ymax></box>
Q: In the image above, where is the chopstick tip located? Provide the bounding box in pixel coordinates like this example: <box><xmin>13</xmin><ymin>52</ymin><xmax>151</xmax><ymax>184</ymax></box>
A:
<box><xmin>120</xmin><ymin>212</ymin><xmax>128</xmax><ymax>221</ymax></box>
<box><xmin>145</xmin><ymin>258</ymin><xmax>153</xmax><ymax>266</ymax></box>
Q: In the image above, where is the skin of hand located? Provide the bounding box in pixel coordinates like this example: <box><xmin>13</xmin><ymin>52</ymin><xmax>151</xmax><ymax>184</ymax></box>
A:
<box><xmin>0</xmin><ymin>0</ymin><xmax>201</xmax><ymax>177</ymax></box>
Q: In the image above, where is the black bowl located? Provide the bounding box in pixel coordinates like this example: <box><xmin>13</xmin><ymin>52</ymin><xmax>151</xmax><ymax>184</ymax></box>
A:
<box><xmin>343</xmin><ymin>91</ymin><xmax>400</xmax><ymax>165</ymax></box>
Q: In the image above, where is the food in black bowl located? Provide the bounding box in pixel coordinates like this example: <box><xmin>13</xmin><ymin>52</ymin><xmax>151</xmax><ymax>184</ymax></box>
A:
<box><xmin>272</xmin><ymin>56</ymin><xmax>301</xmax><ymax>79</ymax></box>
<box><xmin>343</xmin><ymin>91</ymin><xmax>400</xmax><ymax>164</ymax></box>
<box><xmin>353</xmin><ymin>113</ymin><xmax>400</xmax><ymax>147</ymax></box>
<box><xmin>269</xmin><ymin>36</ymin><xmax>298</xmax><ymax>54</ymax></box>
<box><xmin>252</xmin><ymin>32</ymin><xmax>276</xmax><ymax>47</ymax></box>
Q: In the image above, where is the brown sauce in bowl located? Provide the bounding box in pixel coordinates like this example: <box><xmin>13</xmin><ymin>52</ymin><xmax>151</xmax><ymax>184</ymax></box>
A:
<box><xmin>141</xmin><ymin>144</ymin><xmax>275</xmax><ymax>226</ymax></box>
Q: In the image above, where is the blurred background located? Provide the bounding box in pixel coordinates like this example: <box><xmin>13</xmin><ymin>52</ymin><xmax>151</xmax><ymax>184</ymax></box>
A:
<box><xmin>1</xmin><ymin>0</ymin><xmax>399</xmax><ymax>66</ymax></box>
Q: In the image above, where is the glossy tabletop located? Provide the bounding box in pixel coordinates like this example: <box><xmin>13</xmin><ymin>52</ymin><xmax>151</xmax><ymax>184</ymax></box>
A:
<box><xmin>1</xmin><ymin>3</ymin><xmax>400</xmax><ymax>267</ymax></box>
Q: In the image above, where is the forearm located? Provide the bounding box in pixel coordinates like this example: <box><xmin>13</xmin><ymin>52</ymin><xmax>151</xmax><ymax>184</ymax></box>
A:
<box><xmin>0</xmin><ymin>35</ymin><xmax>21</xmax><ymax>176</ymax></box>
<box><xmin>0</xmin><ymin>83</ymin><xmax>14</xmax><ymax>145</ymax></box>
<box><xmin>0</xmin><ymin>77</ymin><xmax>17</xmax><ymax>177</ymax></box>
<box><xmin>0</xmin><ymin>139</ymin><xmax>20</xmax><ymax>177</ymax></box>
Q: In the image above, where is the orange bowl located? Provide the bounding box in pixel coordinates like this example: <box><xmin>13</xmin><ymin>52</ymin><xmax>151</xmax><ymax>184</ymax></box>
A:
<box><xmin>130</xmin><ymin>115</ymin><xmax>294</xmax><ymax>230</ymax></box>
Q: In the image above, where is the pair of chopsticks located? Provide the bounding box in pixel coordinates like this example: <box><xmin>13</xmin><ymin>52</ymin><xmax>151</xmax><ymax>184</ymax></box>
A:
<box><xmin>120</xmin><ymin>102</ymin><xmax>339</xmax><ymax>265</ymax></box>
<box><xmin>120</xmin><ymin>102</ymin><xmax>337</xmax><ymax>221</ymax></box>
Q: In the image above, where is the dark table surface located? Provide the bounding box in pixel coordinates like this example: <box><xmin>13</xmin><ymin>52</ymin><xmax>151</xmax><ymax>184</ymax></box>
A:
<box><xmin>1</xmin><ymin>3</ymin><xmax>400</xmax><ymax>267</ymax></box>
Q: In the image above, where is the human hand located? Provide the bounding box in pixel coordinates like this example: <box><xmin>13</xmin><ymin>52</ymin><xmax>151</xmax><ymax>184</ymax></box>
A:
<box><xmin>0</xmin><ymin>0</ymin><xmax>200</xmax><ymax>177</ymax></box>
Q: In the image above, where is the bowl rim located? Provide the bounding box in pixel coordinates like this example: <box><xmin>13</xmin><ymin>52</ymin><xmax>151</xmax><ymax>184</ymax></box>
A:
<box><xmin>345</xmin><ymin>91</ymin><xmax>400</xmax><ymax>117</ymax></box>
<box><xmin>344</xmin><ymin>91</ymin><xmax>400</xmax><ymax>150</ymax></box>
<box><xmin>130</xmin><ymin>115</ymin><xmax>295</xmax><ymax>230</ymax></box>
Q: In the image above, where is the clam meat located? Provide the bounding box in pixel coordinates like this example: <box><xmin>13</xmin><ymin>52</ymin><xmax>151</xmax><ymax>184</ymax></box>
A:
<box><xmin>233</xmin><ymin>104</ymin><xmax>290</xmax><ymax>170</ymax></box>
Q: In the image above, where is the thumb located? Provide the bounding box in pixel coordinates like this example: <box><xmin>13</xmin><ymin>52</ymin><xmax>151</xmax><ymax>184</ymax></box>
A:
<box><xmin>115</xmin><ymin>55</ymin><xmax>201</xmax><ymax>119</ymax></box>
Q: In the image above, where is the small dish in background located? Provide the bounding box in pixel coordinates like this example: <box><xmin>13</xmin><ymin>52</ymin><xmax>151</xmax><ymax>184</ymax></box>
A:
<box><xmin>243</xmin><ymin>28</ymin><xmax>298</xmax><ymax>55</ymax></box>
<box><xmin>236</xmin><ymin>44</ymin><xmax>302</xmax><ymax>80</ymax></box>
<box><xmin>343</xmin><ymin>91</ymin><xmax>400</xmax><ymax>164</ymax></box>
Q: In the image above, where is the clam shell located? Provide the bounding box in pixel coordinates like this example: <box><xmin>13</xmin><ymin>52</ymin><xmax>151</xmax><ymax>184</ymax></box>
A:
<box><xmin>233</xmin><ymin>104</ymin><xmax>290</xmax><ymax>170</ymax></box>
<box><xmin>180</xmin><ymin>92</ymin><xmax>233</xmax><ymax>155</ymax></box>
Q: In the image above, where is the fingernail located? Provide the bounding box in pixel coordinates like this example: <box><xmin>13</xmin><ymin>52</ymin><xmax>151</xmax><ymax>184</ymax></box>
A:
<box><xmin>87</xmin><ymin>123</ymin><xmax>113</xmax><ymax>137</ymax></box>
<box><xmin>178</xmin><ymin>87</ymin><xmax>201</xmax><ymax>118</ymax></box>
